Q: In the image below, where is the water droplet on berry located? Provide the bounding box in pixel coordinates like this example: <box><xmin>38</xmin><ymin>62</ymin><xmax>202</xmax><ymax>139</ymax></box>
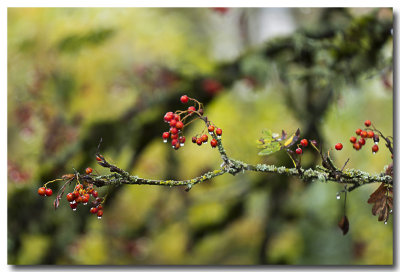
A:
<box><xmin>83</xmin><ymin>202</ymin><xmax>87</xmax><ymax>205</ymax></box>
<box><xmin>72</xmin><ymin>208</ymin><xmax>77</xmax><ymax>211</ymax></box>
<box><xmin>390</xmin><ymin>209</ymin><xmax>393</xmax><ymax>213</ymax></box>
<box><xmin>217</xmin><ymin>136</ymin><xmax>221</xmax><ymax>139</ymax></box>
<box><xmin>163</xmin><ymin>139</ymin><xmax>167</xmax><ymax>143</ymax></box>
<box><xmin>336</xmin><ymin>193</ymin><xmax>340</xmax><ymax>200</ymax></box>
<box><xmin>98</xmin><ymin>216</ymin><xmax>102</xmax><ymax>219</ymax></box>
<box><xmin>384</xmin><ymin>221</ymin><xmax>388</xmax><ymax>225</ymax></box>
<box><xmin>180</xmin><ymin>143</ymin><xmax>184</xmax><ymax>147</ymax></box>
<box><xmin>209</xmin><ymin>132</ymin><xmax>213</xmax><ymax>135</ymax></box>
<box><xmin>373</xmin><ymin>152</ymin><xmax>376</xmax><ymax>155</ymax></box>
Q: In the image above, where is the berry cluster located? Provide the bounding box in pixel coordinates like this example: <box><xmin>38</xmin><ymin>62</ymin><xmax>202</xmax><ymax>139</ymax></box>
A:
<box><xmin>335</xmin><ymin>119</ymin><xmax>380</xmax><ymax>154</ymax></box>
<box><xmin>37</xmin><ymin>165</ymin><xmax>105</xmax><ymax>219</ymax></box>
<box><xmin>65</xmin><ymin>183</ymin><xmax>103</xmax><ymax>219</ymax></box>
<box><xmin>295</xmin><ymin>138</ymin><xmax>309</xmax><ymax>155</ymax></box>
<box><xmin>162</xmin><ymin>95</ymin><xmax>223</xmax><ymax>150</ymax></box>
<box><xmin>37</xmin><ymin>187</ymin><xmax>53</xmax><ymax>197</ymax></box>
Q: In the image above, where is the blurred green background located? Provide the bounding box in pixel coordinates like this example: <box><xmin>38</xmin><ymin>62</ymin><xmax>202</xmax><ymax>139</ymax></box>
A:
<box><xmin>7</xmin><ymin>8</ymin><xmax>393</xmax><ymax>265</ymax></box>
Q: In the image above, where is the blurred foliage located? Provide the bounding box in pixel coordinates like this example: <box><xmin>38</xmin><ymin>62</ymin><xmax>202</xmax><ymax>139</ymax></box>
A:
<box><xmin>8</xmin><ymin>8</ymin><xmax>392</xmax><ymax>265</ymax></box>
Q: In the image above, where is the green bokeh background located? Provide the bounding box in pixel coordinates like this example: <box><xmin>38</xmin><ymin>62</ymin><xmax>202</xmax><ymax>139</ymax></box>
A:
<box><xmin>8</xmin><ymin>8</ymin><xmax>393</xmax><ymax>265</ymax></box>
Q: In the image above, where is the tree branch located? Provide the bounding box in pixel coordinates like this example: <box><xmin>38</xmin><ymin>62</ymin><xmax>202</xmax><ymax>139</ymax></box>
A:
<box><xmin>81</xmin><ymin>130</ymin><xmax>393</xmax><ymax>192</ymax></box>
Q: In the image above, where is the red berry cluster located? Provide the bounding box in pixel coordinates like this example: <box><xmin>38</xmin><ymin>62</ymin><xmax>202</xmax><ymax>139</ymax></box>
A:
<box><xmin>37</xmin><ymin>187</ymin><xmax>53</xmax><ymax>197</ymax></box>
<box><xmin>38</xmin><ymin>165</ymin><xmax>105</xmax><ymax>219</ymax></box>
<box><xmin>64</xmin><ymin>183</ymin><xmax>103</xmax><ymax>218</ymax></box>
<box><xmin>335</xmin><ymin>119</ymin><xmax>379</xmax><ymax>153</ymax></box>
<box><xmin>162</xmin><ymin>95</ymin><xmax>223</xmax><ymax>150</ymax></box>
<box><xmin>295</xmin><ymin>138</ymin><xmax>309</xmax><ymax>155</ymax></box>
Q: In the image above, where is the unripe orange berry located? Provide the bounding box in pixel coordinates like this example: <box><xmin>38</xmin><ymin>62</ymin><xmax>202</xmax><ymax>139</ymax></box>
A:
<box><xmin>38</xmin><ymin>187</ymin><xmax>46</xmax><ymax>196</ymax></box>
<box><xmin>364</xmin><ymin>120</ymin><xmax>371</xmax><ymax>127</ymax></box>
<box><xmin>353</xmin><ymin>143</ymin><xmax>361</xmax><ymax>150</ymax></box>
<box><xmin>85</xmin><ymin>167</ymin><xmax>93</xmax><ymax>174</ymax></box>
<box><xmin>360</xmin><ymin>131</ymin><xmax>368</xmax><ymax>138</ymax></box>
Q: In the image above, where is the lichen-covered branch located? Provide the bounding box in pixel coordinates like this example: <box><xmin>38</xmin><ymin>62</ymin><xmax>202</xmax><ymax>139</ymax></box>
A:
<box><xmin>80</xmin><ymin>137</ymin><xmax>393</xmax><ymax>192</ymax></box>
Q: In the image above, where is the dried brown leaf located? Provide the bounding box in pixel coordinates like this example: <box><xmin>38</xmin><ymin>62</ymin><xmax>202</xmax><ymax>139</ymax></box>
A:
<box><xmin>338</xmin><ymin>215</ymin><xmax>349</xmax><ymax>235</ymax></box>
<box><xmin>367</xmin><ymin>183</ymin><xmax>392</xmax><ymax>223</ymax></box>
<box><xmin>367</xmin><ymin>183</ymin><xmax>386</xmax><ymax>204</ymax></box>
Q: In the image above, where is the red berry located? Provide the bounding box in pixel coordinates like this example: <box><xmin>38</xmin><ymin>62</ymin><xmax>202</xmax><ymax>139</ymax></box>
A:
<box><xmin>169</xmin><ymin>119</ymin><xmax>177</xmax><ymax>127</ymax></box>
<box><xmin>355</xmin><ymin>128</ymin><xmax>362</xmax><ymax>135</ymax></box>
<box><xmin>335</xmin><ymin>143</ymin><xmax>343</xmax><ymax>150</ymax></box>
<box><xmin>192</xmin><ymin>137</ymin><xmax>197</xmax><ymax>143</ymax></box>
<box><xmin>295</xmin><ymin>148</ymin><xmax>302</xmax><ymax>155</ymax></box>
<box><xmin>162</xmin><ymin>132</ymin><xmax>170</xmax><ymax>139</ymax></box>
<box><xmin>358</xmin><ymin>138</ymin><xmax>366</xmax><ymax>146</ymax></box>
<box><xmin>175</xmin><ymin>121</ymin><xmax>183</xmax><ymax>130</ymax></box>
<box><xmin>349</xmin><ymin>136</ymin><xmax>357</xmax><ymax>144</ymax></box>
<box><xmin>85</xmin><ymin>167</ymin><xmax>93</xmax><ymax>174</ymax></box>
<box><xmin>364</xmin><ymin>120</ymin><xmax>371</xmax><ymax>127</ymax></box>
<box><xmin>76</xmin><ymin>196</ymin><xmax>83</xmax><ymax>203</ymax></box>
<box><xmin>360</xmin><ymin>131</ymin><xmax>367</xmax><ymax>138</ymax></box>
<box><xmin>82</xmin><ymin>194</ymin><xmax>90</xmax><ymax>203</ymax></box>
<box><xmin>170</xmin><ymin>127</ymin><xmax>178</xmax><ymax>135</ymax></box>
<box><xmin>96</xmin><ymin>156</ymin><xmax>102</xmax><ymax>161</ymax></box>
<box><xmin>73</xmin><ymin>191</ymin><xmax>80</xmax><ymax>198</ymax></box>
<box><xmin>208</xmin><ymin>125</ymin><xmax>215</xmax><ymax>133</ymax></box>
<box><xmin>367</xmin><ymin>131</ymin><xmax>374</xmax><ymax>138</ymax></box>
<box><xmin>164</xmin><ymin>112</ymin><xmax>173</xmax><ymax>122</ymax></box>
<box><xmin>66</xmin><ymin>193</ymin><xmax>75</xmax><ymax>202</ymax></box>
<box><xmin>188</xmin><ymin>106</ymin><xmax>196</xmax><ymax>113</ymax></box>
<box><xmin>70</xmin><ymin>202</ymin><xmax>78</xmax><ymax>210</ymax></box>
<box><xmin>210</xmin><ymin>138</ymin><xmax>218</xmax><ymax>148</ymax></box>
<box><xmin>372</xmin><ymin>144</ymin><xmax>379</xmax><ymax>153</ymax></box>
<box><xmin>216</xmin><ymin>128</ymin><xmax>222</xmax><ymax>136</ymax></box>
<box><xmin>180</xmin><ymin>95</ymin><xmax>189</xmax><ymax>103</ymax></box>
<box><xmin>97</xmin><ymin>210</ymin><xmax>104</xmax><ymax>218</ymax></box>
<box><xmin>90</xmin><ymin>207</ymin><xmax>98</xmax><ymax>214</ymax></box>
<box><xmin>45</xmin><ymin>188</ymin><xmax>53</xmax><ymax>196</ymax></box>
<box><xmin>300</xmin><ymin>139</ymin><xmax>308</xmax><ymax>147</ymax></box>
<box><xmin>75</xmin><ymin>184</ymin><xmax>83</xmax><ymax>191</ymax></box>
<box><xmin>171</xmin><ymin>133</ymin><xmax>178</xmax><ymax>140</ymax></box>
<box><xmin>38</xmin><ymin>187</ymin><xmax>46</xmax><ymax>196</ymax></box>
<box><xmin>179</xmin><ymin>136</ymin><xmax>186</xmax><ymax>144</ymax></box>
<box><xmin>174</xmin><ymin>114</ymin><xmax>180</xmax><ymax>121</ymax></box>
<box><xmin>201</xmin><ymin>134</ymin><xmax>208</xmax><ymax>143</ymax></box>
<box><xmin>92</xmin><ymin>191</ymin><xmax>98</xmax><ymax>198</ymax></box>
<box><xmin>97</xmin><ymin>204</ymin><xmax>103</xmax><ymax>210</ymax></box>
<box><xmin>171</xmin><ymin>139</ymin><xmax>178</xmax><ymax>147</ymax></box>
<box><xmin>196</xmin><ymin>138</ymin><xmax>203</xmax><ymax>146</ymax></box>
<box><xmin>353</xmin><ymin>143</ymin><xmax>361</xmax><ymax>150</ymax></box>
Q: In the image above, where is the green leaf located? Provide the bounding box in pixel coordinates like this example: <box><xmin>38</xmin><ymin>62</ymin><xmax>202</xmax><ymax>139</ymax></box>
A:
<box><xmin>258</xmin><ymin>141</ymin><xmax>281</xmax><ymax>156</ymax></box>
